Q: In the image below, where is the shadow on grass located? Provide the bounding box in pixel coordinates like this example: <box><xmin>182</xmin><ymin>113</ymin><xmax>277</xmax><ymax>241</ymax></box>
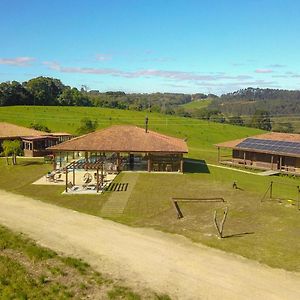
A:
<box><xmin>20</xmin><ymin>161</ymin><xmax>45</xmax><ymax>166</ymax></box>
<box><xmin>184</xmin><ymin>158</ymin><xmax>210</xmax><ymax>174</ymax></box>
<box><xmin>223</xmin><ymin>232</ymin><xmax>255</xmax><ymax>238</ymax></box>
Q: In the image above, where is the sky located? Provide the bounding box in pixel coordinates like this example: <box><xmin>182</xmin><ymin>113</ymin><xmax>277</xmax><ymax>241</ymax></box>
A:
<box><xmin>0</xmin><ymin>0</ymin><xmax>300</xmax><ymax>95</ymax></box>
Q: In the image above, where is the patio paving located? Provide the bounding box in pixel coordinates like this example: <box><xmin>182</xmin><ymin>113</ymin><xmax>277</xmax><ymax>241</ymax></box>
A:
<box><xmin>32</xmin><ymin>170</ymin><xmax>117</xmax><ymax>195</ymax></box>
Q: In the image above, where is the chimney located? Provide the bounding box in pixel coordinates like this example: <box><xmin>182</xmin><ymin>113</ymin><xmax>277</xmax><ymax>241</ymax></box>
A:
<box><xmin>145</xmin><ymin>116</ymin><xmax>149</xmax><ymax>133</ymax></box>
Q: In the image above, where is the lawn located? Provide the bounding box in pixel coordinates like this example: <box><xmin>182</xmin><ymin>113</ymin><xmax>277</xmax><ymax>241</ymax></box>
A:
<box><xmin>181</xmin><ymin>98</ymin><xmax>212</xmax><ymax>110</ymax></box>
<box><xmin>0</xmin><ymin>105</ymin><xmax>263</xmax><ymax>163</ymax></box>
<box><xmin>1</xmin><ymin>158</ymin><xmax>300</xmax><ymax>272</ymax></box>
<box><xmin>0</xmin><ymin>106</ymin><xmax>299</xmax><ymax>273</ymax></box>
<box><xmin>0</xmin><ymin>224</ymin><xmax>170</xmax><ymax>299</ymax></box>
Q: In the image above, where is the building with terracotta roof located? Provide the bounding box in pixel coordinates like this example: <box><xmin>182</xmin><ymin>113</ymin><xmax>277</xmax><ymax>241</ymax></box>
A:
<box><xmin>215</xmin><ymin>132</ymin><xmax>300</xmax><ymax>174</ymax></box>
<box><xmin>0</xmin><ymin>122</ymin><xmax>73</xmax><ymax>157</ymax></box>
<box><xmin>48</xmin><ymin>125</ymin><xmax>188</xmax><ymax>172</ymax></box>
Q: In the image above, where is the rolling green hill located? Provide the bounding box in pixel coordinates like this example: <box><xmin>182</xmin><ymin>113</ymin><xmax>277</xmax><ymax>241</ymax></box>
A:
<box><xmin>0</xmin><ymin>106</ymin><xmax>263</xmax><ymax>162</ymax></box>
<box><xmin>181</xmin><ymin>98</ymin><xmax>212</xmax><ymax>110</ymax></box>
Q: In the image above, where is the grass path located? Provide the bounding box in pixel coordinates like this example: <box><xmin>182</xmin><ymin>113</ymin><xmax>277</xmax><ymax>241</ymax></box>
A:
<box><xmin>101</xmin><ymin>173</ymin><xmax>139</xmax><ymax>216</ymax></box>
<box><xmin>0</xmin><ymin>189</ymin><xmax>300</xmax><ymax>300</ymax></box>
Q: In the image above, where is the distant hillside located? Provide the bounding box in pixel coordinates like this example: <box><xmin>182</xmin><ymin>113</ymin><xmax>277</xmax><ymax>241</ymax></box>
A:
<box><xmin>0</xmin><ymin>106</ymin><xmax>263</xmax><ymax>163</ymax></box>
<box><xmin>181</xmin><ymin>98</ymin><xmax>212</xmax><ymax>111</ymax></box>
<box><xmin>209</xmin><ymin>88</ymin><xmax>300</xmax><ymax>116</ymax></box>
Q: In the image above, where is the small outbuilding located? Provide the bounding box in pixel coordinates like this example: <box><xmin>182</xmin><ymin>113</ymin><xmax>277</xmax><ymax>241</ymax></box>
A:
<box><xmin>0</xmin><ymin>122</ymin><xmax>73</xmax><ymax>157</ymax></box>
<box><xmin>216</xmin><ymin>132</ymin><xmax>300</xmax><ymax>175</ymax></box>
<box><xmin>48</xmin><ymin>125</ymin><xmax>188</xmax><ymax>173</ymax></box>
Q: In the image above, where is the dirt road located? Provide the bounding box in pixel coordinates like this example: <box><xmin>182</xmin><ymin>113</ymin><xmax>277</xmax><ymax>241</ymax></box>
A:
<box><xmin>0</xmin><ymin>189</ymin><xmax>299</xmax><ymax>300</ymax></box>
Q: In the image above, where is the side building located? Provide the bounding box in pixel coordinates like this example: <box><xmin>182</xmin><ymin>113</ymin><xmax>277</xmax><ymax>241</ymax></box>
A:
<box><xmin>0</xmin><ymin>122</ymin><xmax>73</xmax><ymax>157</ymax></box>
<box><xmin>216</xmin><ymin>132</ymin><xmax>300</xmax><ymax>175</ymax></box>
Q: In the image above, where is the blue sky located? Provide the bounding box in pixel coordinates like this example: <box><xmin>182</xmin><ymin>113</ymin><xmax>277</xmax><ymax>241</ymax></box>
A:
<box><xmin>0</xmin><ymin>0</ymin><xmax>300</xmax><ymax>94</ymax></box>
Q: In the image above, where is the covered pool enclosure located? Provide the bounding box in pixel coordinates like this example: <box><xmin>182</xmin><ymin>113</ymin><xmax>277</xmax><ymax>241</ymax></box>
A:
<box><xmin>48</xmin><ymin>125</ymin><xmax>188</xmax><ymax>174</ymax></box>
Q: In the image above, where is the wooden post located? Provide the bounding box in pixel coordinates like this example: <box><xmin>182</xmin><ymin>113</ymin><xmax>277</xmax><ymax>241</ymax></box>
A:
<box><xmin>172</xmin><ymin>200</ymin><xmax>184</xmax><ymax>219</ymax></box>
<box><xmin>148</xmin><ymin>153</ymin><xmax>151</xmax><ymax>172</ymax></box>
<box><xmin>96</xmin><ymin>167</ymin><xmax>99</xmax><ymax>193</ymax></box>
<box><xmin>72</xmin><ymin>162</ymin><xmax>75</xmax><ymax>185</ymax></box>
<box><xmin>243</xmin><ymin>151</ymin><xmax>246</xmax><ymax>165</ymax></box>
<box><xmin>180</xmin><ymin>155</ymin><xmax>184</xmax><ymax>173</ymax></box>
<box><xmin>66</xmin><ymin>152</ymin><xmax>69</xmax><ymax>163</ymax></box>
<box><xmin>271</xmin><ymin>155</ymin><xmax>274</xmax><ymax>170</ymax></box>
<box><xmin>117</xmin><ymin>152</ymin><xmax>120</xmax><ymax>171</ymax></box>
<box><xmin>59</xmin><ymin>152</ymin><xmax>62</xmax><ymax>168</ymax></box>
<box><xmin>217</xmin><ymin>147</ymin><xmax>220</xmax><ymax>163</ymax></box>
<box><xmin>279</xmin><ymin>156</ymin><xmax>282</xmax><ymax>170</ymax></box>
<box><xmin>213</xmin><ymin>207</ymin><xmax>228</xmax><ymax>238</ymax></box>
<box><xmin>270</xmin><ymin>181</ymin><xmax>273</xmax><ymax>199</ymax></box>
<box><xmin>297</xmin><ymin>186</ymin><xmax>300</xmax><ymax>211</ymax></box>
<box><xmin>65</xmin><ymin>168</ymin><xmax>68</xmax><ymax>193</ymax></box>
<box><xmin>53</xmin><ymin>153</ymin><xmax>56</xmax><ymax>170</ymax></box>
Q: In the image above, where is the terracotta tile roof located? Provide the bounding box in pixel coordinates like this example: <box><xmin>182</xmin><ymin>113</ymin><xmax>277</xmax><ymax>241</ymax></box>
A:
<box><xmin>0</xmin><ymin>122</ymin><xmax>48</xmax><ymax>139</ymax></box>
<box><xmin>215</xmin><ymin>132</ymin><xmax>300</xmax><ymax>149</ymax></box>
<box><xmin>48</xmin><ymin>125</ymin><xmax>188</xmax><ymax>153</ymax></box>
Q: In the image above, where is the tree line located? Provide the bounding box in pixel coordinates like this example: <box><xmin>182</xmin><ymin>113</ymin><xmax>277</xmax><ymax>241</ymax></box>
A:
<box><xmin>208</xmin><ymin>87</ymin><xmax>300</xmax><ymax>115</ymax></box>
<box><xmin>0</xmin><ymin>76</ymin><xmax>200</xmax><ymax>112</ymax></box>
<box><xmin>1</xmin><ymin>78</ymin><xmax>297</xmax><ymax>132</ymax></box>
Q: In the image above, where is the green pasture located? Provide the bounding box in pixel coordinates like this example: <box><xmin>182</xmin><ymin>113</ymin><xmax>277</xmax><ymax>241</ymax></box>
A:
<box><xmin>181</xmin><ymin>98</ymin><xmax>212</xmax><ymax>110</ymax></box>
<box><xmin>0</xmin><ymin>158</ymin><xmax>299</xmax><ymax>272</ymax></box>
<box><xmin>0</xmin><ymin>105</ymin><xmax>262</xmax><ymax>163</ymax></box>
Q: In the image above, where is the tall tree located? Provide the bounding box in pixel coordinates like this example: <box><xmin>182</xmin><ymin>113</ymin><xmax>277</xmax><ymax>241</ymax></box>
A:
<box><xmin>24</xmin><ymin>77</ymin><xmax>65</xmax><ymax>105</ymax></box>
<box><xmin>2</xmin><ymin>140</ymin><xmax>22</xmax><ymax>165</ymax></box>
<box><xmin>0</xmin><ymin>81</ymin><xmax>32</xmax><ymax>106</ymax></box>
<box><xmin>251</xmin><ymin>110</ymin><xmax>272</xmax><ymax>131</ymax></box>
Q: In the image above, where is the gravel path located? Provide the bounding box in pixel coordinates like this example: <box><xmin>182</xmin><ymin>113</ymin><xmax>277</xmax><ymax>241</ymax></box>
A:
<box><xmin>0</xmin><ymin>189</ymin><xmax>299</xmax><ymax>300</ymax></box>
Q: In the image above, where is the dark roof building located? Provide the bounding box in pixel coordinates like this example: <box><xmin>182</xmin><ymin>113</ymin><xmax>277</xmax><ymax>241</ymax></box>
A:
<box><xmin>216</xmin><ymin>132</ymin><xmax>300</xmax><ymax>174</ymax></box>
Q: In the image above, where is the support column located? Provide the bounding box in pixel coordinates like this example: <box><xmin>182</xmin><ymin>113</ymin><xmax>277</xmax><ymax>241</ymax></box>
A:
<box><xmin>59</xmin><ymin>152</ymin><xmax>62</xmax><ymax>168</ymax></box>
<box><xmin>279</xmin><ymin>156</ymin><xmax>282</xmax><ymax>170</ymax></box>
<box><xmin>96</xmin><ymin>168</ymin><xmax>99</xmax><ymax>193</ymax></box>
<box><xmin>271</xmin><ymin>155</ymin><xmax>274</xmax><ymax>170</ymax></box>
<box><xmin>53</xmin><ymin>153</ymin><xmax>56</xmax><ymax>170</ymax></box>
<box><xmin>65</xmin><ymin>168</ymin><xmax>68</xmax><ymax>193</ymax></box>
<box><xmin>148</xmin><ymin>153</ymin><xmax>151</xmax><ymax>172</ymax></box>
<box><xmin>243</xmin><ymin>151</ymin><xmax>246</xmax><ymax>165</ymax></box>
<box><xmin>117</xmin><ymin>152</ymin><xmax>120</xmax><ymax>171</ymax></box>
<box><xmin>180</xmin><ymin>154</ymin><xmax>184</xmax><ymax>173</ymax></box>
<box><xmin>72</xmin><ymin>162</ymin><xmax>75</xmax><ymax>185</ymax></box>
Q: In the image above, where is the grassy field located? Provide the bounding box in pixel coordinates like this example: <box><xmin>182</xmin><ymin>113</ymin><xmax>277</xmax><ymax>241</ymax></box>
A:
<box><xmin>0</xmin><ymin>105</ymin><xmax>263</xmax><ymax>163</ymax></box>
<box><xmin>181</xmin><ymin>98</ymin><xmax>212</xmax><ymax>110</ymax></box>
<box><xmin>1</xmin><ymin>158</ymin><xmax>300</xmax><ymax>272</ymax></box>
<box><xmin>0</xmin><ymin>224</ymin><xmax>170</xmax><ymax>299</ymax></box>
<box><xmin>272</xmin><ymin>116</ymin><xmax>300</xmax><ymax>133</ymax></box>
<box><xmin>0</xmin><ymin>106</ymin><xmax>299</xmax><ymax>273</ymax></box>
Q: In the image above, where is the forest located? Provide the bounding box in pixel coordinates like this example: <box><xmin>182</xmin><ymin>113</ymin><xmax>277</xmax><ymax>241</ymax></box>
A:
<box><xmin>1</xmin><ymin>77</ymin><xmax>300</xmax><ymax>132</ymax></box>
<box><xmin>208</xmin><ymin>87</ymin><xmax>300</xmax><ymax>115</ymax></box>
<box><xmin>0</xmin><ymin>76</ymin><xmax>194</xmax><ymax>113</ymax></box>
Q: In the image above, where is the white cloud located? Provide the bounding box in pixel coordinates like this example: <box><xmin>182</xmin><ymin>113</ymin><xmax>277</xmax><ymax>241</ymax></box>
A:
<box><xmin>0</xmin><ymin>57</ymin><xmax>35</xmax><ymax>66</ymax></box>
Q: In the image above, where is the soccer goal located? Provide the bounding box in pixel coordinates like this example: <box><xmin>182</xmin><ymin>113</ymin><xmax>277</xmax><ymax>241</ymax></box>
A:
<box><xmin>261</xmin><ymin>181</ymin><xmax>300</xmax><ymax>210</ymax></box>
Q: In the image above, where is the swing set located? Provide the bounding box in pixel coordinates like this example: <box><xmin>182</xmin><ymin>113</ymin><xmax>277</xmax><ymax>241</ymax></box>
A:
<box><xmin>261</xmin><ymin>181</ymin><xmax>300</xmax><ymax>210</ymax></box>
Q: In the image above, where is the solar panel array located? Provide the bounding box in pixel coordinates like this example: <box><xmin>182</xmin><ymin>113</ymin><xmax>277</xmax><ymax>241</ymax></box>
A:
<box><xmin>236</xmin><ymin>138</ymin><xmax>300</xmax><ymax>155</ymax></box>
